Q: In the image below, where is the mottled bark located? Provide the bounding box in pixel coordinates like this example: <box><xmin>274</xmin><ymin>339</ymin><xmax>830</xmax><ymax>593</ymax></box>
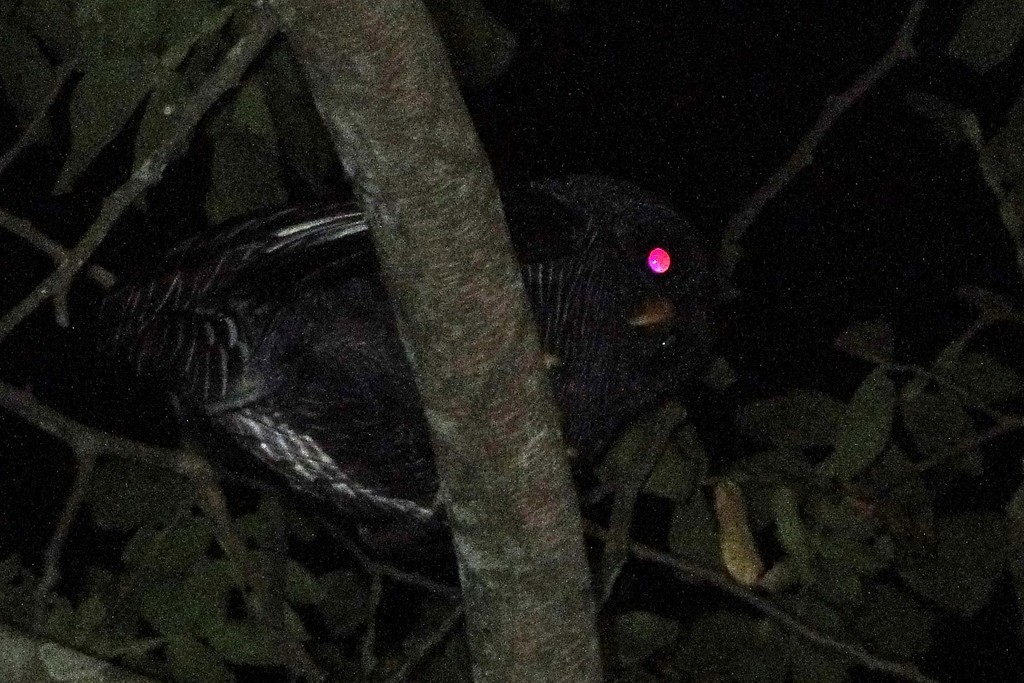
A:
<box><xmin>269</xmin><ymin>1</ymin><xmax>602</xmax><ymax>681</ymax></box>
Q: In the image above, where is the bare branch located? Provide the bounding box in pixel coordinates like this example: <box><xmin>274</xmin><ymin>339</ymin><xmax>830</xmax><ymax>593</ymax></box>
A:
<box><xmin>0</xmin><ymin>9</ymin><xmax>279</xmax><ymax>344</ymax></box>
<box><xmin>717</xmin><ymin>1</ymin><xmax>924</xmax><ymax>296</ymax></box>
<box><xmin>334</xmin><ymin>533</ymin><xmax>460</xmax><ymax>601</ymax></box>
<box><xmin>584</xmin><ymin>520</ymin><xmax>944</xmax><ymax>683</ymax></box>
<box><xmin>380</xmin><ymin>605</ymin><xmax>465</xmax><ymax>683</ymax></box>
<box><xmin>33</xmin><ymin>451</ymin><xmax>97</xmax><ymax>627</ymax></box>
<box><xmin>0</xmin><ymin>209</ymin><xmax>116</xmax><ymax>290</ymax></box>
<box><xmin>0</xmin><ymin>381</ymin><xmax>189</xmax><ymax>468</ymax></box>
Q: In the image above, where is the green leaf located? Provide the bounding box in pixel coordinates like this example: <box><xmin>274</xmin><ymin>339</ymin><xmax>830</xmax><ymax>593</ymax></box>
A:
<box><xmin>0</xmin><ymin>21</ymin><xmax>56</xmax><ymax>123</ymax></box>
<box><xmin>205</xmin><ymin>621</ymin><xmax>282</xmax><ymax>666</ymax></box>
<box><xmin>643</xmin><ymin>424</ymin><xmax>704</xmax><ymax>501</ymax></box>
<box><xmin>835</xmin><ymin>320</ymin><xmax>893</xmax><ymax>362</ymax></box>
<box><xmin>425</xmin><ymin>0</ymin><xmax>517</xmax><ymax>88</ymax></box>
<box><xmin>87</xmin><ymin>459</ymin><xmax>193</xmax><ymax>530</ymax></box>
<box><xmin>772</xmin><ymin>487</ymin><xmax>813</xmax><ymax>584</ymax></box>
<box><xmin>733</xmin><ymin>451</ymin><xmax>814</xmax><ymax>531</ymax></box>
<box><xmin>668</xmin><ymin>491</ymin><xmax>720</xmax><ymax>568</ymax></box>
<box><xmin>317</xmin><ymin>570</ymin><xmax>372</xmax><ymax>638</ymax></box>
<box><xmin>18</xmin><ymin>0</ymin><xmax>80</xmax><ymax>62</ymax></box>
<box><xmin>72</xmin><ymin>593</ymin><xmax>107</xmax><ymax>646</ymax></box>
<box><xmin>902</xmin><ymin>388</ymin><xmax>981</xmax><ymax>474</ymax></box>
<box><xmin>204</xmin><ymin>123</ymin><xmax>287</xmax><ymax>224</ymax></box>
<box><xmin>600</xmin><ymin>405</ymin><xmax>688</xmax><ymax>600</ymax></box>
<box><xmin>949</xmin><ymin>0</ymin><xmax>1024</xmax><ymax>73</ymax></box>
<box><xmin>0</xmin><ymin>554</ymin><xmax>21</xmax><ymax>585</ymax></box>
<box><xmin>140</xmin><ymin>581</ymin><xmax>192</xmax><ymax>634</ymax></box>
<box><xmin>905</xmin><ymin>91</ymin><xmax>977</xmax><ymax>149</ymax></box>
<box><xmin>597</xmin><ymin>402</ymin><xmax>687</xmax><ymax>484</ymax></box>
<box><xmin>1009</xmin><ymin>484</ymin><xmax>1024</xmax><ymax>619</ymax></box>
<box><xmin>702</xmin><ymin>355</ymin><xmax>738</xmax><ymax>392</ymax></box>
<box><xmin>814</xmin><ymin>569</ymin><xmax>863</xmax><ymax>605</ymax></box>
<box><xmin>736</xmin><ymin>390</ymin><xmax>843</xmax><ymax>453</ymax></box>
<box><xmin>42</xmin><ymin>596</ymin><xmax>75</xmax><ymax>640</ymax></box>
<box><xmin>259</xmin><ymin>44</ymin><xmax>339</xmax><ymax>198</ymax></box>
<box><xmin>944</xmin><ymin>352</ymin><xmax>1023</xmax><ymax>405</ymax></box>
<box><xmin>124</xmin><ymin>517</ymin><xmax>213</xmax><ymax>578</ymax></box>
<box><xmin>232</xmin><ymin>80</ymin><xmax>277</xmax><ymax>145</ymax></box>
<box><xmin>416</xmin><ymin>635</ymin><xmax>472</xmax><ymax>682</ymax></box>
<box><xmin>811</xmin><ymin>499</ymin><xmax>875</xmax><ymax>543</ymax></box>
<box><xmin>674</xmin><ymin>612</ymin><xmax>787</xmax><ymax>683</ymax></box>
<box><xmin>813</xmin><ymin>534</ymin><xmax>884</xmax><ymax>578</ymax></box>
<box><xmin>182</xmin><ymin>560</ymin><xmax>235</xmax><ymax>633</ymax></box>
<box><xmin>615</xmin><ymin>611</ymin><xmax>679</xmax><ymax>666</ymax></box>
<box><xmin>820</xmin><ymin>369</ymin><xmax>895</xmax><ymax>482</ymax></box>
<box><xmin>286</xmin><ymin>559</ymin><xmax>322</xmax><ymax>606</ymax></box>
<box><xmin>900</xmin><ymin>513</ymin><xmax>1007</xmax><ymax>615</ymax></box>
<box><xmin>281</xmin><ymin>605</ymin><xmax>311</xmax><ymax>642</ymax></box>
<box><xmin>855</xmin><ymin>585</ymin><xmax>933</xmax><ymax>659</ymax></box>
<box><xmin>165</xmin><ymin>633</ymin><xmax>235</xmax><ymax>683</ymax></box>
<box><xmin>156</xmin><ymin>0</ymin><xmax>222</xmax><ymax>60</ymax></box>
<box><xmin>75</xmin><ymin>0</ymin><xmax>161</xmax><ymax>58</ymax></box>
<box><xmin>777</xmin><ymin>594</ymin><xmax>850</xmax><ymax>648</ymax></box>
<box><xmin>790</xmin><ymin>643</ymin><xmax>851</xmax><ymax>683</ymax></box>
<box><xmin>57</xmin><ymin>52</ymin><xmax>159</xmax><ymax>192</ymax></box>
<box><xmin>235</xmin><ymin>498</ymin><xmax>280</xmax><ymax>549</ymax></box>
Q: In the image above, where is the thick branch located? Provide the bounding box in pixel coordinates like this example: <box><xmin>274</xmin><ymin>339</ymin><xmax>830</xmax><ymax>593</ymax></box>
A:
<box><xmin>271</xmin><ymin>0</ymin><xmax>601</xmax><ymax>681</ymax></box>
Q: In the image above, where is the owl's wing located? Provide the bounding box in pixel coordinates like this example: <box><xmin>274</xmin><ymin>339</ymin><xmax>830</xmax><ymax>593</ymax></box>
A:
<box><xmin>213</xmin><ymin>403</ymin><xmax>439</xmax><ymax>528</ymax></box>
<box><xmin>95</xmin><ymin>205</ymin><xmax>372</xmax><ymax>411</ymax></box>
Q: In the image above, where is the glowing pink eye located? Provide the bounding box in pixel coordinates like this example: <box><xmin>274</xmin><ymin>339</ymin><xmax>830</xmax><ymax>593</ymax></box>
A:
<box><xmin>647</xmin><ymin>247</ymin><xmax>671</xmax><ymax>274</ymax></box>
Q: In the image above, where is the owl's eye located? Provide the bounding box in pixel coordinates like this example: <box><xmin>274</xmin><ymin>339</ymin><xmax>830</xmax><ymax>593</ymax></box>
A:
<box><xmin>647</xmin><ymin>247</ymin><xmax>671</xmax><ymax>274</ymax></box>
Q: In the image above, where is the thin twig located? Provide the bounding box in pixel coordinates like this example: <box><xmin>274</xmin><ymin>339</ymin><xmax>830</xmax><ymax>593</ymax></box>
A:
<box><xmin>0</xmin><ymin>381</ymin><xmax>190</xmax><ymax>470</ymax></box>
<box><xmin>335</xmin><ymin>532</ymin><xmax>461</xmax><ymax>602</ymax></box>
<box><xmin>379</xmin><ymin>605</ymin><xmax>465</xmax><ymax>683</ymax></box>
<box><xmin>717</xmin><ymin>1</ymin><xmax>924</xmax><ymax>296</ymax></box>
<box><xmin>0</xmin><ymin>377</ymin><xmax>460</xmax><ymax>602</ymax></box>
<box><xmin>361</xmin><ymin>573</ymin><xmax>384</xmax><ymax>674</ymax></box>
<box><xmin>599</xmin><ymin>403</ymin><xmax>686</xmax><ymax>604</ymax></box>
<box><xmin>957</xmin><ymin>110</ymin><xmax>1024</xmax><ymax>278</ymax></box>
<box><xmin>584</xmin><ymin>520</ymin><xmax>943</xmax><ymax>683</ymax></box>
<box><xmin>0</xmin><ymin>208</ymin><xmax>116</xmax><ymax>289</ymax></box>
<box><xmin>907</xmin><ymin>418</ymin><xmax>1024</xmax><ymax>481</ymax></box>
<box><xmin>0</xmin><ymin>60</ymin><xmax>79</xmax><ymax>178</ymax></box>
<box><xmin>33</xmin><ymin>449</ymin><xmax>98</xmax><ymax>627</ymax></box>
<box><xmin>185</xmin><ymin>449</ymin><xmax>325</xmax><ymax>682</ymax></box>
<box><xmin>0</xmin><ymin>9</ymin><xmax>279</xmax><ymax>344</ymax></box>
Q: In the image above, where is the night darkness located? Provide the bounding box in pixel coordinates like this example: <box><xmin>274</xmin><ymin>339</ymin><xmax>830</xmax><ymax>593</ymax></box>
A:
<box><xmin>1</xmin><ymin>1</ymin><xmax>1023</xmax><ymax>681</ymax></box>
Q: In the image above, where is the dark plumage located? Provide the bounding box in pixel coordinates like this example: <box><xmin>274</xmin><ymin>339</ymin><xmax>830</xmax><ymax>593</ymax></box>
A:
<box><xmin>93</xmin><ymin>176</ymin><xmax>713</xmax><ymax>540</ymax></box>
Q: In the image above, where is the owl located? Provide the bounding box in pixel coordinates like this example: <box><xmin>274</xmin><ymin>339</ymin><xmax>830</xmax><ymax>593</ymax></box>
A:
<box><xmin>94</xmin><ymin>176</ymin><xmax>713</xmax><ymax>541</ymax></box>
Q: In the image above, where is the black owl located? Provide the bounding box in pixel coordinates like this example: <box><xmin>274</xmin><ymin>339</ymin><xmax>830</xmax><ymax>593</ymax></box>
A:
<box><xmin>93</xmin><ymin>176</ymin><xmax>713</xmax><ymax>541</ymax></box>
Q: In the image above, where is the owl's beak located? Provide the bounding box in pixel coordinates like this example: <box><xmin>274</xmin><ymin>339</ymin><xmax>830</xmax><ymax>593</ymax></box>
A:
<box><xmin>628</xmin><ymin>297</ymin><xmax>675</xmax><ymax>328</ymax></box>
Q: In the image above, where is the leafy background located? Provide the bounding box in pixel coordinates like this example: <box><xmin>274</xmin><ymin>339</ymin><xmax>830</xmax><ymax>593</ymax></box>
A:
<box><xmin>1</xmin><ymin>0</ymin><xmax>1024</xmax><ymax>681</ymax></box>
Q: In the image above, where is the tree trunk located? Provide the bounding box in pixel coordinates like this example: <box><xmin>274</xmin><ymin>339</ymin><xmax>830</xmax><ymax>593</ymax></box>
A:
<box><xmin>269</xmin><ymin>1</ymin><xmax>603</xmax><ymax>681</ymax></box>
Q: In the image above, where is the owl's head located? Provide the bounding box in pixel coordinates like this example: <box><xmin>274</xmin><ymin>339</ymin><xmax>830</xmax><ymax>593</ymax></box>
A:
<box><xmin>505</xmin><ymin>175</ymin><xmax>715</xmax><ymax>461</ymax></box>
